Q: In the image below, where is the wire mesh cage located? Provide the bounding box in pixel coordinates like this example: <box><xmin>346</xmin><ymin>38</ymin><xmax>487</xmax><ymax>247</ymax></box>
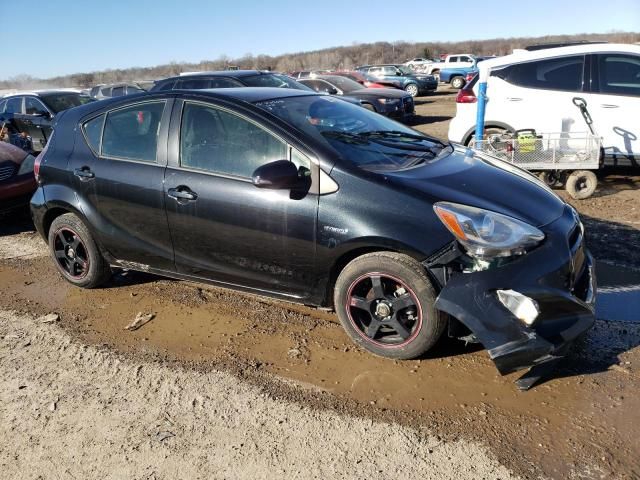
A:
<box><xmin>472</xmin><ymin>131</ymin><xmax>602</xmax><ymax>171</ymax></box>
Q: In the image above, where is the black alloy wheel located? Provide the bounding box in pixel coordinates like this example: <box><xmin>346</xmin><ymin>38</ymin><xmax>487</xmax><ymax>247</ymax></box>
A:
<box><xmin>346</xmin><ymin>273</ymin><xmax>421</xmax><ymax>347</ymax></box>
<box><xmin>334</xmin><ymin>252</ymin><xmax>446</xmax><ymax>359</ymax></box>
<box><xmin>53</xmin><ymin>227</ymin><xmax>90</xmax><ymax>279</ymax></box>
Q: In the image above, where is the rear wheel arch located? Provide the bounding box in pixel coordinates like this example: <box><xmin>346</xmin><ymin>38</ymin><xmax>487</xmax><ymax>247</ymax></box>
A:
<box><xmin>462</xmin><ymin>122</ymin><xmax>515</xmax><ymax>146</ymax></box>
<box><xmin>324</xmin><ymin>246</ymin><xmax>399</xmax><ymax>308</ymax></box>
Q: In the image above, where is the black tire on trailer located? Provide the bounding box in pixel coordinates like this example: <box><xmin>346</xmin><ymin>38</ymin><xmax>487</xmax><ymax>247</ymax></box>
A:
<box><xmin>565</xmin><ymin>170</ymin><xmax>597</xmax><ymax>200</ymax></box>
<box><xmin>334</xmin><ymin>251</ymin><xmax>447</xmax><ymax>360</ymax></box>
<box><xmin>48</xmin><ymin>213</ymin><xmax>112</xmax><ymax>288</ymax></box>
<box><xmin>538</xmin><ymin>171</ymin><xmax>563</xmax><ymax>188</ymax></box>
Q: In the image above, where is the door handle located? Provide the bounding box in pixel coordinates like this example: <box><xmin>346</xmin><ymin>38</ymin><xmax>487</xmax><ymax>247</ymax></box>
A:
<box><xmin>600</xmin><ymin>104</ymin><xmax>619</xmax><ymax>108</ymax></box>
<box><xmin>167</xmin><ymin>187</ymin><xmax>198</xmax><ymax>201</ymax></box>
<box><xmin>74</xmin><ymin>167</ymin><xmax>95</xmax><ymax>180</ymax></box>
<box><xmin>506</xmin><ymin>97</ymin><xmax>522</xmax><ymax>101</ymax></box>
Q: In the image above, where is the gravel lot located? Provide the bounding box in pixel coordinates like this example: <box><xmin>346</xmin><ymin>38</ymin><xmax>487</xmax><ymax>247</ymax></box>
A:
<box><xmin>1</xmin><ymin>86</ymin><xmax>639</xmax><ymax>479</ymax></box>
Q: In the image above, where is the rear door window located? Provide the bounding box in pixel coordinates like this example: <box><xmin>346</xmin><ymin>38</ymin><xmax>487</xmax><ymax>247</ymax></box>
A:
<box><xmin>209</xmin><ymin>77</ymin><xmax>244</xmax><ymax>88</ymax></box>
<box><xmin>493</xmin><ymin>55</ymin><xmax>585</xmax><ymax>92</ymax></box>
<box><xmin>596</xmin><ymin>54</ymin><xmax>640</xmax><ymax>97</ymax></box>
<box><xmin>102</xmin><ymin>101</ymin><xmax>165</xmax><ymax>162</ymax></box>
<box><xmin>179</xmin><ymin>102</ymin><xmax>287</xmax><ymax>178</ymax></box>
<box><xmin>112</xmin><ymin>86</ymin><xmax>125</xmax><ymax>97</ymax></box>
<box><xmin>6</xmin><ymin>97</ymin><xmax>23</xmax><ymax>114</ymax></box>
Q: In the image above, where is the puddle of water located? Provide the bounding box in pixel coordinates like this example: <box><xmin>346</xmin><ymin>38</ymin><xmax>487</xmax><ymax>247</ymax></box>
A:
<box><xmin>596</xmin><ymin>261</ymin><xmax>640</xmax><ymax>323</ymax></box>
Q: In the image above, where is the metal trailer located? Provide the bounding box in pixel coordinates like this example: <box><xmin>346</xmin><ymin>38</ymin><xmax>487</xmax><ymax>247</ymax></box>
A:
<box><xmin>472</xmin><ymin>97</ymin><xmax>603</xmax><ymax>200</ymax></box>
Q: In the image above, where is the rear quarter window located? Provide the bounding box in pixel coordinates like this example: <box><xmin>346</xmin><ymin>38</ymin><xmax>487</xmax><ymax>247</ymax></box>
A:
<box><xmin>82</xmin><ymin>114</ymin><xmax>105</xmax><ymax>155</ymax></box>
<box><xmin>493</xmin><ymin>55</ymin><xmax>585</xmax><ymax>92</ymax></box>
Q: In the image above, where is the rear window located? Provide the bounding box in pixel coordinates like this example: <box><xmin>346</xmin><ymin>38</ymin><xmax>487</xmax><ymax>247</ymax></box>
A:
<box><xmin>492</xmin><ymin>55</ymin><xmax>585</xmax><ymax>92</ymax></box>
<box><xmin>41</xmin><ymin>93</ymin><xmax>92</xmax><ymax>113</ymax></box>
<box><xmin>101</xmin><ymin>101</ymin><xmax>165</xmax><ymax>162</ymax></box>
<box><xmin>241</xmin><ymin>73</ymin><xmax>312</xmax><ymax>91</ymax></box>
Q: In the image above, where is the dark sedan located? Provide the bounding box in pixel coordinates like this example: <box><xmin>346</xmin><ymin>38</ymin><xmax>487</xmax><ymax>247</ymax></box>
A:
<box><xmin>31</xmin><ymin>88</ymin><xmax>595</xmax><ymax>390</ymax></box>
<box><xmin>150</xmin><ymin>70</ymin><xmax>313</xmax><ymax>92</ymax></box>
<box><xmin>0</xmin><ymin>142</ymin><xmax>37</xmax><ymax>213</ymax></box>
<box><xmin>0</xmin><ymin>91</ymin><xmax>93</xmax><ymax>152</ymax></box>
<box><xmin>299</xmin><ymin>75</ymin><xmax>415</xmax><ymax>122</ymax></box>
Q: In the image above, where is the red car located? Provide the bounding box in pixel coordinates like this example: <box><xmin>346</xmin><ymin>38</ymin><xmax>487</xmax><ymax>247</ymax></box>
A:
<box><xmin>331</xmin><ymin>71</ymin><xmax>388</xmax><ymax>89</ymax></box>
<box><xmin>0</xmin><ymin>142</ymin><xmax>37</xmax><ymax>213</ymax></box>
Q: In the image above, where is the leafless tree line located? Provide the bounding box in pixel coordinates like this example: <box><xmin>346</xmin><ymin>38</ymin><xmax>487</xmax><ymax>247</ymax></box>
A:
<box><xmin>2</xmin><ymin>31</ymin><xmax>638</xmax><ymax>90</ymax></box>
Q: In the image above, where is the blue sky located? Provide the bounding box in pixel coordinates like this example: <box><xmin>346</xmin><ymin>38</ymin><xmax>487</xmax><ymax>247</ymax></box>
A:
<box><xmin>1</xmin><ymin>0</ymin><xmax>638</xmax><ymax>80</ymax></box>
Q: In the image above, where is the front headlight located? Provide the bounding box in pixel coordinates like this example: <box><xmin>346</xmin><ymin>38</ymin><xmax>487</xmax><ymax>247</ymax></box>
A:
<box><xmin>17</xmin><ymin>154</ymin><xmax>36</xmax><ymax>176</ymax></box>
<box><xmin>377</xmin><ymin>98</ymin><xmax>400</xmax><ymax>105</ymax></box>
<box><xmin>433</xmin><ymin>202</ymin><xmax>545</xmax><ymax>259</ymax></box>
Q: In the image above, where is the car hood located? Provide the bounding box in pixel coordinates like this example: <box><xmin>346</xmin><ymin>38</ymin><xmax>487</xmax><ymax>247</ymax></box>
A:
<box><xmin>0</xmin><ymin>142</ymin><xmax>29</xmax><ymax>164</ymax></box>
<box><xmin>348</xmin><ymin>88</ymin><xmax>409</xmax><ymax>99</ymax></box>
<box><xmin>384</xmin><ymin>146</ymin><xmax>565</xmax><ymax>227</ymax></box>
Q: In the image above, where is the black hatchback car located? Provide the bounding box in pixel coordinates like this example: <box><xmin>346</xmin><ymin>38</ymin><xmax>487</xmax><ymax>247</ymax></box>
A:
<box><xmin>299</xmin><ymin>75</ymin><xmax>415</xmax><ymax>122</ymax></box>
<box><xmin>31</xmin><ymin>88</ymin><xmax>596</xmax><ymax>389</ymax></box>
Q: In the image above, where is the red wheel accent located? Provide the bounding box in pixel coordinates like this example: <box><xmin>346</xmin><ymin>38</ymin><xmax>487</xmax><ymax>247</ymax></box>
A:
<box><xmin>345</xmin><ymin>272</ymin><xmax>423</xmax><ymax>349</ymax></box>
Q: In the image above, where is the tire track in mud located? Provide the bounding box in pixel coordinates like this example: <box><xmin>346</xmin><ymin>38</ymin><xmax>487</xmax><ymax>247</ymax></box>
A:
<box><xmin>1</xmin><ymin>255</ymin><xmax>639</xmax><ymax>479</ymax></box>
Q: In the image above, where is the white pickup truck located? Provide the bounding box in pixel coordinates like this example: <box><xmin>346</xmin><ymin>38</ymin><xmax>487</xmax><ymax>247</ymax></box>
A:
<box><xmin>405</xmin><ymin>54</ymin><xmax>476</xmax><ymax>77</ymax></box>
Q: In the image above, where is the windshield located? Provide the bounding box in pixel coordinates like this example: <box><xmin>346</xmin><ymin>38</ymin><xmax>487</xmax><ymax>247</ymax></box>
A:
<box><xmin>397</xmin><ymin>66</ymin><xmax>415</xmax><ymax>76</ymax></box>
<box><xmin>255</xmin><ymin>95</ymin><xmax>448</xmax><ymax>171</ymax></box>
<box><xmin>320</xmin><ymin>76</ymin><xmax>363</xmax><ymax>93</ymax></box>
<box><xmin>41</xmin><ymin>93</ymin><xmax>93</xmax><ymax>113</ymax></box>
<box><xmin>241</xmin><ymin>73</ymin><xmax>313</xmax><ymax>91</ymax></box>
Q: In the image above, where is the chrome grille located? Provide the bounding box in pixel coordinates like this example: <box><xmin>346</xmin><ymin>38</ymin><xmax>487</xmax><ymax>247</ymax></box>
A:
<box><xmin>0</xmin><ymin>163</ymin><xmax>16</xmax><ymax>181</ymax></box>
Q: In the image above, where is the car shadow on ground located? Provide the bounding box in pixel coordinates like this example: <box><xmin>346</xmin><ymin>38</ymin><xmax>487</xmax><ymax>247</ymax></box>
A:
<box><xmin>0</xmin><ymin>209</ymin><xmax>35</xmax><ymax>237</ymax></box>
<box><xmin>409</xmin><ymin>115</ymin><xmax>452</xmax><ymax>126</ymax></box>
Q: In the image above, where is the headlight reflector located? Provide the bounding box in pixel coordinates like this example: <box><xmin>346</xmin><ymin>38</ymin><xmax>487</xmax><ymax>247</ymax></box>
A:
<box><xmin>434</xmin><ymin>202</ymin><xmax>545</xmax><ymax>259</ymax></box>
<box><xmin>497</xmin><ymin>290</ymin><xmax>540</xmax><ymax>326</ymax></box>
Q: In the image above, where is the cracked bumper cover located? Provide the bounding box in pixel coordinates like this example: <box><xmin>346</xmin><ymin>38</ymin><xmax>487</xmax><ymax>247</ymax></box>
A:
<box><xmin>434</xmin><ymin>205</ymin><xmax>596</xmax><ymax>376</ymax></box>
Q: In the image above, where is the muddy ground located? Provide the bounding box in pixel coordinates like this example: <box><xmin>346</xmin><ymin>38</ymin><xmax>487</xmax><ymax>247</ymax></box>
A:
<box><xmin>1</xmin><ymin>86</ymin><xmax>640</xmax><ymax>479</ymax></box>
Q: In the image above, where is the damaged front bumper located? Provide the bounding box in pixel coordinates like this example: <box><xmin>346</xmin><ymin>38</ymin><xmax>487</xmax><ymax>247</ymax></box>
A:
<box><xmin>432</xmin><ymin>205</ymin><xmax>596</xmax><ymax>389</ymax></box>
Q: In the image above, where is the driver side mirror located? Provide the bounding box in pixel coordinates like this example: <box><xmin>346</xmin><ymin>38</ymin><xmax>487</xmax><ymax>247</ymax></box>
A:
<box><xmin>252</xmin><ymin>160</ymin><xmax>301</xmax><ymax>190</ymax></box>
<box><xmin>36</xmin><ymin>111</ymin><xmax>51</xmax><ymax>119</ymax></box>
<box><xmin>326</xmin><ymin>87</ymin><xmax>338</xmax><ymax>95</ymax></box>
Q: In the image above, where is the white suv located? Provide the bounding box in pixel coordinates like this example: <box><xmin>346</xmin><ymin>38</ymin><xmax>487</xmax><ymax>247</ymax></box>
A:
<box><xmin>448</xmin><ymin>43</ymin><xmax>640</xmax><ymax>165</ymax></box>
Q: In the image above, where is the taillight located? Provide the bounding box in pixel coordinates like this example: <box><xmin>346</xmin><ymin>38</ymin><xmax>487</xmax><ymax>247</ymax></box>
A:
<box><xmin>456</xmin><ymin>88</ymin><xmax>477</xmax><ymax>103</ymax></box>
<box><xmin>34</xmin><ymin>131</ymin><xmax>52</xmax><ymax>182</ymax></box>
<box><xmin>34</xmin><ymin>152</ymin><xmax>43</xmax><ymax>182</ymax></box>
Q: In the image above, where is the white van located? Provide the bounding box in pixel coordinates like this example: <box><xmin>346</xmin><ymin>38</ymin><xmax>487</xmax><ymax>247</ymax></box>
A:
<box><xmin>448</xmin><ymin>43</ymin><xmax>640</xmax><ymax>165</ymax></box>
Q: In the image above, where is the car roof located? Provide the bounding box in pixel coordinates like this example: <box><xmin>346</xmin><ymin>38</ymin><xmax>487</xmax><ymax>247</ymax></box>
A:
<box><xmin>2</xmin><ymin>89</ymin><xmax>83</xmax><ymax>98</ymax></box>
<box><xmin>479</xmin><ymin>42</ymin><xmax>640</xmax><ymax>72</ymax></box>
<box><xmin>163</xmin><ymin>70</ymin><xmax>279</xmax><ymax>81</ymax></box>
<box><xmin>189</xmin><ymin>87</ymin><xmax>316</xmax><ymax>102</ymax></box>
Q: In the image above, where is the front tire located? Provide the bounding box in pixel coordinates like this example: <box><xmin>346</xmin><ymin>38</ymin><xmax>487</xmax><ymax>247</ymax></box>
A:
<box><xmin>334</xmin><ymin>252</ymin><xmax>446</xmax><ymax>360</ymax></box>
<box><xmin>404</xmin><ymin>83</ymin><xmax>419</xmax><ymax>97</ymax></box>
<box><xmin>48</xmin><ymin>213</ymin><xmax>111</xmax><ymax>288</ymax></box>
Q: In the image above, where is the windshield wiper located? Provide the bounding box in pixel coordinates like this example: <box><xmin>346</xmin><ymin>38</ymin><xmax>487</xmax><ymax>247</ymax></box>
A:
<box><xmin>361</xmin><ymin>130</ymin><xmax>447</xmax><ymax>147</ymax></box>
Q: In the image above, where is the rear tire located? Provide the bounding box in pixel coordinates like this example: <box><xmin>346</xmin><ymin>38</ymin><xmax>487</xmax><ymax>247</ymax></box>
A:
<box><xmin>565</xmin><ymin>170</ymin><xmax>597</xmax><ymax>199</ymax></box>
<box><xmin>465</xmin><ymin>126</ymin><xmax>510</xmax><ymax>147</ymax></box>
<box><xmin>451</xmin><ymin>76</ymin><xmax>465</xmax><ymax>89</ymax></box>
<box><xmin>48</xmin><ymin>213</ymin><xmax>111</xmax><ymax>288</ymax></box>
<box><xmin>334</xmin><ymin>252</ymin><xmax>446</xmax><ymax>360</ymax></box>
